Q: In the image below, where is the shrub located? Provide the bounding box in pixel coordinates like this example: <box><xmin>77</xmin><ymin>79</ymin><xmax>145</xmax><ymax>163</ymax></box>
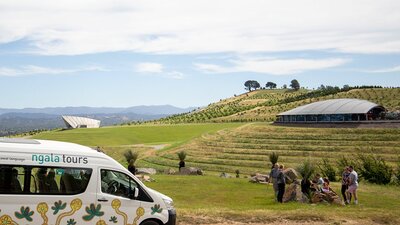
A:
<box><xmin>336</xmin><ymin>155</ymin><xmax>359</xmax><ymax>172</ymax></box>
<box><xmin>235</xmin><ymin>169</ymin><xmax>240</xmax><ymax>178</ymax></box>
<box><xmin>396</xmin><ymin>158</ymin><xmax>400</xmax><ymax>185</ymax></box>
<box><xmin>177</xmin><ymin>151</ymin><xmax>187</xmax><ymax>161</ymax></box>
<box><xmin>357</xmin><ymin>154</ymin><xmax>393</xmax><ymax>185</ymax></box>
<box><xmin>269</xmin><ymin>152</ymin><xmax>279</xmax><ymax>167</ymax></box>
<box><xmin>124</xmin><ymin>150</ymin><xmax>139</xmax><ymax>164</ymax></box>
<box><xmin>297</xmin><ymin>160</ymin><xmax>316</xmax><ymax>180</ymax></box>
<box><xmin>318</xmin><ymin>158</ymin><xmax>337</xmax><ymax>182</ymax></box>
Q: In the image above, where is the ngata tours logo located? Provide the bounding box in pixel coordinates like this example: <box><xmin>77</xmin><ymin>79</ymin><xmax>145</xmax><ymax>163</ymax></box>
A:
<box><xmin>32</xmin><ymin>153</ymin><xmax>88</xmax><ymax>164</ymax></box>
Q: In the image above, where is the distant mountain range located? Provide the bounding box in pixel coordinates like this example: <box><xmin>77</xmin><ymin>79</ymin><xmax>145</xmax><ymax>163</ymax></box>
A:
<box><xmin>0</xmin><ymin>105</ymin><xmax>197</xmax><ymax>136</ymax></box>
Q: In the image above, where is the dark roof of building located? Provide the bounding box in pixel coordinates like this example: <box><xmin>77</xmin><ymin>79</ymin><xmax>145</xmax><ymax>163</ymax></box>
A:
<box><xmin>278</xmin><ymin>99</ymin><xmax>384</xmax><ymax>116</ymax></box>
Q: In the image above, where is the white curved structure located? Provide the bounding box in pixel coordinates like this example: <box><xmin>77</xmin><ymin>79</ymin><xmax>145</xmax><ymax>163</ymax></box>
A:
<box><xmin>277</xmin><ymin>99</ymin><xmax>386</xmax><ymax>123</ymax></box>
<box><xmin>62</xmin><ymin>116</ymin><xmax>101</xmax><ymax>128</ymax></box>
<box><xmin>279</xmin><ymin>99</ymin><xmax>383</xmax><ymax>115</ymax></box>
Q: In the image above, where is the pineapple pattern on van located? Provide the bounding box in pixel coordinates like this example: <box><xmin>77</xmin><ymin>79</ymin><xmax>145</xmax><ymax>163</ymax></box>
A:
<box><xmin>111</xmin><ymin>199</ymin><xmax>145</xmax><ymax>225</ymax></box>
<box><xmin>36</xmin><ymin>202</ymin><xmax>49</xmax><ymax>225</ymax></box>
<box><xmin>55</xmin><ymin>198</ymin><xmax>82</xmax><ymax>225</ymax></box>
<box><xmin>0</xmin><ymin>214</ymin><xmax>17</xmax><ymax>225</ymax></box>
<box><xmin>0</xmin><ymin>198</ymin><xmax>147</xmax><ymax>225</ymax></box>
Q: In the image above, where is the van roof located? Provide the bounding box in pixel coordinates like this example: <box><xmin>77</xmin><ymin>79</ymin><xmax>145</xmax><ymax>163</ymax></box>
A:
<box><xmin>0</xmin><ymin>138</ymin><xmax>105</xmax><ymax>158</ymax></box>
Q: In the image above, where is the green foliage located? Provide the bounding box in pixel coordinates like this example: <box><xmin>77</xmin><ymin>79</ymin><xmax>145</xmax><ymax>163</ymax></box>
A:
<box><xmin>290</xmin><ymin>79</ymin><xmax>300</xmax><ymax>90</ymax></box>
<box><xmin>357</xmin><ymin>154</ymin><xmax>393</xmax><ymax>185</ymax></box>
<box><xmin>265</xmin><ymin>82</ymin><xmax>277</xmax><ymax>89</ymax></box>
<box><xmin>269</xmin><ymin>152</ymin><xmax>279</xmax><ymax>166</ymax></box>
<box><xmin>235</xmin><ymin>169</ymin><xmax>240</xmax><ymax>178</ymax></box>
<box><xmin>14</xmin><ymin>206</ymin><xmax>34</xmax><ymax>222</ymax></box>
<box><xmin>52</xmin><ymin>200</ymin><xmax>67</xmax><ymax>215</ymax></box>
<box><xmin>297</xmin><ymin>160</ymin><xmax>316</xmax><ymax>180</ymax></box>
<box><xmin>396</xmin><ymin>158</ymin><xmax>400</xmax><ymax>184</ymax></box>
<box><xmin>244</xmin><ymin>80</ymin><xmax>261</xmax><ymax>91</ymax></box>
<box><xmin>151</xmin><ymin>204</ymin><xmax>163</xmax><ymax>215</ymax></box>
<box><xmin>177</xmin><ymin>151</ymin><xmax>187</xmax><ymax>161</ymax></box>
<box><xmin>82</xmin><ymin>204</ymin><xmax>104</xmax><ymax>221</ymax></box>
<box><xmin>109</xmin><ymin>216</ymin><xmax>118</xmax><ymax>223</ymax></box>
<box><xmin>124</xmin><ymin>150</ymin><xmax>139</xmax><ymax>164</ymax></box>
<box><xmin>67</xmin><ymin>219</ymin><xmax>77</xmax><ymax>225</ymax></box>
<box><xmin>318</xmin><ymin>158</ymin><xmax>337</xmax><ymax>182</ymax></box>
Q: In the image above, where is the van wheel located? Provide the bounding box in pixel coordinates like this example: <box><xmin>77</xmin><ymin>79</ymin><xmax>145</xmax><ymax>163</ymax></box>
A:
<box><xmin>140</xmin><ymin>220</ymin><xmax>159</xmax><ymax>225</ymax></box>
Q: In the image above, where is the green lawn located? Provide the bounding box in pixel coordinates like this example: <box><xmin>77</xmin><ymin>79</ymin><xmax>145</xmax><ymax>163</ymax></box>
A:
<box><xmin>32</xmin><ymin>123</ymin><xmax>243</xmax><ymax>146</ymax></box>
<box><xmin>146</xmin><ymin>174</ymin><xmax>400</xmax><ymax>224</ymax></box>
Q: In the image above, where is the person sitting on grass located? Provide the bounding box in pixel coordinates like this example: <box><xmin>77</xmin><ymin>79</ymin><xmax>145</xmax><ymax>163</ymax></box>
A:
<box><xmin>311</xmin><ymin>173</ymin><xmax>324</xmax><ymax>192</ymax></box>
<box><xmin>321</xmin><ymin>178</ymin><xmax>331</xmax><ymax>193</ymax></box>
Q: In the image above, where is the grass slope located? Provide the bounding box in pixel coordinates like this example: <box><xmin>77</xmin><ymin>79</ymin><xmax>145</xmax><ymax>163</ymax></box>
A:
<box><xmin>147</xmin><ymin>175</ymin><xmax>400</xmax><ymax>224</ymax></box>
<box><xmin>157</xmin><ymin>88</ymin><xmax>400</xmax><ymax>123</ymax></box>
<box><xmin>32</xmin><ymin>123</ymin><xmax>242</xmax><ymax>146</ymax></box>
<box><xmin>148</xmin><ymin>123</ymin><xmax>400</xmax><ymax>174</ymax></box>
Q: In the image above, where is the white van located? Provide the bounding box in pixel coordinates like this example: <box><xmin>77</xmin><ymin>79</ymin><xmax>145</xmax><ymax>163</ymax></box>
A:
<box><xmin>0</xmin><ymin>138</ymin><xmax>176</xmax><ymax>225</ymax></box>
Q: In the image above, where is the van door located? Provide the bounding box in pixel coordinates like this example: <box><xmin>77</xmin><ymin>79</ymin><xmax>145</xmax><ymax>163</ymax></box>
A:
<box><xmin>0</xmin><ymin>165</ymin><xmax>95</xmax><ymax>225</ymax></box>
<box><xmin>97</xmin><ymin>168</ymin><xmax>144</xmax><ymax>225</ymax></box>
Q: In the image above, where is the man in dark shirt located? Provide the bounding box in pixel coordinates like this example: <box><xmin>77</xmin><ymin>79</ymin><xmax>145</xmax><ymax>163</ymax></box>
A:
<box><xmin>269</xmin><ymin>163</ymin><xmax>280</xmax><ymax>199</ymax></box>
<box><xmin>276</xmin><ymin>165</ymin><xmax>286</xmax><ymax>203</ymax></box>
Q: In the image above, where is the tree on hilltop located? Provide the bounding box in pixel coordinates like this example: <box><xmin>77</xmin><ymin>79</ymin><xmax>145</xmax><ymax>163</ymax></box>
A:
<box><xmin>290</xmin><ymin>79</ymin><xmax>300</xmax><ymax>91</ymax></box>
<box><xmin>266</xmin><ymin>82</ymin><xmax>277</xmax><ymax>89</ymax></box>
<box><xmin>244</xmin><ymin>80</ymin><xmax>261</xmax><ymax>92</ymax></box>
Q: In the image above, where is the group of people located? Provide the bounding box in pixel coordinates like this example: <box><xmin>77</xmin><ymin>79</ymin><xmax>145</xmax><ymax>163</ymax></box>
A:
<box><xmin>269</xmin><ymin>163</ymin><xmax>359</xmax><ymax>205</ymax></box>
<box><xmin>341</xmin><ymin>165</ymin><xmax>358</xmax><ymax>205</ymax></box>
<box><xmin>269</xmin><ymin>163</ymin><xmax>286</xmax><ymax>203</ymax></box>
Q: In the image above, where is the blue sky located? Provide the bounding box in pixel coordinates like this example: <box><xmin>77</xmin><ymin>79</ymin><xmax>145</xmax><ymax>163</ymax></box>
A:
<box><xmin>0</xmin><ymin>0</ymin><xmax>399</xmax><ymax>108</ymax></box>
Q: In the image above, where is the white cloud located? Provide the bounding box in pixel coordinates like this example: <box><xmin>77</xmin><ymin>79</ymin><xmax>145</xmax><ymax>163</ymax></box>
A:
<box><xmin>364</xmin><ymin>65</ymin><xmax>400</xmax><ymax>73</ymax></box>
<box><xmin>0</xmin><ymin>65</ymin><xmax>105</xmax><ymax>76</ymax></box>
<box><xmin>166</xmin><ymin>71</ymin><xmax>184</xmax><ymax>79</ymax></box>
<box><xmin>195</xmin><ymin>57</ymin><xmax>349</xmax><ymax>75</ymax></box>
<box><xmin>135</xmin><ymin>62</ymin><xmax>163</xmax><ymax>73</ymax></box>
<box><xmin>135</xmin><ymin>62</ymin><xmax>184</xmax><ymax>79</ymax></box>
<box><xmin>0</xmin><ymin>0</ymin><xmax>399</xmax><ymax>55</ymax></box>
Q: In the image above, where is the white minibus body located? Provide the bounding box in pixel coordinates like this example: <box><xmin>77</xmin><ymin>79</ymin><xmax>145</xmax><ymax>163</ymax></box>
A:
<box><xmin>0</xmin><ymin>138</ymin><xmax>176</xmax><ymax>225</ymax></box>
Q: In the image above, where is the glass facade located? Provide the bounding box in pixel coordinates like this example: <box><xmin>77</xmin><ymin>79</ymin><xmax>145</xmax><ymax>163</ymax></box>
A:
<box><xmin>278</xmin><ymin>113</ymin><xmax>371</xmax><ymax>123</ymax></box>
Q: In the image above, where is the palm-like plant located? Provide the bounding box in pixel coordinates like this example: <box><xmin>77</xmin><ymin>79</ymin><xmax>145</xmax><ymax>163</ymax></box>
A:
<box><xmin>124</xmin><ymin>150</ymin><xmax>139</xmax><ymax>165</ymax></box>
<box><xmin>177</xmin><ymin>151</ymin><xmax>187</xmax><ymax>161</ymax></box>
<box><xmin>297</xmin><ymin>160</ymin><xmax>316</xmax><ymax>180</ymax></box>
<box><xmin>269</xmin><ymin>152</ymin><xmax>279</xmax><ymax>167</ymax></box>
<box><xmin>177</xmin><ymin>151</ymin><xmax>187</xmax><ymax>170</ymax></box>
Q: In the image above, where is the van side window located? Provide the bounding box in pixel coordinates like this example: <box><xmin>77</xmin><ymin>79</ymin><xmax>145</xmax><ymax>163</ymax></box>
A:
<box><xmin>0</xmin><ymin>165</ymin><xmax>92</xmax><ymax>195</ymax></box>
<box><xmin>101</xmin><ymin>169</ymin><xmax>137</xmax><ymax>199</ymax></box>
<box><xmin>0</xmin><ymin>166</ymin><xmax>25</xmax><ymax>193</ymax></box>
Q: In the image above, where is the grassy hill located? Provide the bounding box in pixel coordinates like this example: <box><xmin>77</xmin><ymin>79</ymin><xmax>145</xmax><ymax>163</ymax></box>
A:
<box><xmin>28</xmin><ymin>87</ymin><xmax>400</xmax><ymax>225</ymax></box>
<box><xmin>142</xmin><ymin>123</ymin><xmax>400</xmax><ymax>174</ymax></box>
<box><xmin>156</xmin><ymin>88</ymin><xmax>400</xmax><ymax>123</ymax></box>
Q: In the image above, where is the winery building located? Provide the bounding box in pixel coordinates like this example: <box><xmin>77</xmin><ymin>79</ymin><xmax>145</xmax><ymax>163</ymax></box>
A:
<box><xmin>276</xmin><ymin>99</ymin><xmax>386</xmax><ymax>123</ymax></box>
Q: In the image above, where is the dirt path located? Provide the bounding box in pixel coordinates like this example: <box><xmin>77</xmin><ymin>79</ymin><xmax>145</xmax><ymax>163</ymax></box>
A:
<box><xmin>177</xmin><ymin>215</ymin><xmax>375</xmax><ymax>225</ymax></box>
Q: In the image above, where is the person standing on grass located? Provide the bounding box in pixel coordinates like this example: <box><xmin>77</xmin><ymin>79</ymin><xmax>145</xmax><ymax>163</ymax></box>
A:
<box><xmin>276</xmin><ymin>164</ymin><xmax>286</xmax><ymax>203</ymax></box>
<box><xmin>341</xmin><ymin>166</ymin><xmax>351</xmax><ymax>204</ymax></box>
<box><xmin>346</xmin><ymin>165</ymin><xmax>358</xmax><ymax>204</ymax></box>
<box><xmin>269</xmin><ymin>163</ymin><xmax>280</xmax><ymax>200</ymax></box>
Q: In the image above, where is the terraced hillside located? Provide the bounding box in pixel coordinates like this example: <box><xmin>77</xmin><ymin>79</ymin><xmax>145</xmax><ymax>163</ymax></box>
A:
<box><xmin>157</xmin><ymin>88</ymin><xmax>400</xmax><ymax>123</ymax></box>
<box><xmin>142</xmin><ymin>123</ymin><xmax>400</xmax><ymax>174</ymax></box>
